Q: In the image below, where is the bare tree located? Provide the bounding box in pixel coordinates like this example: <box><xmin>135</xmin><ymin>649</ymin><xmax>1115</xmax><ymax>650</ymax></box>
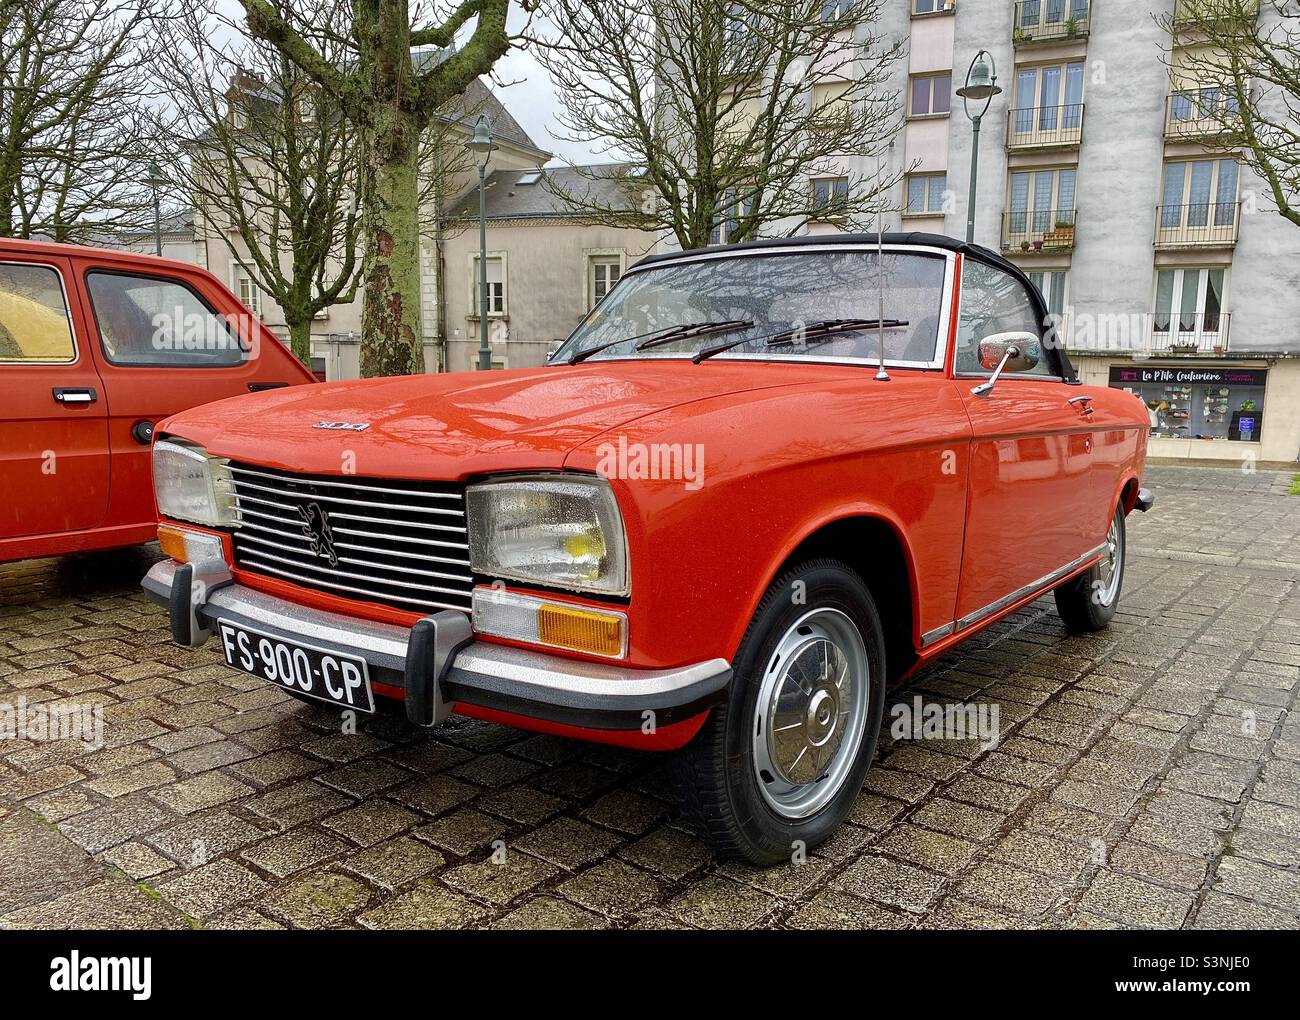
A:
<box><xmin>235</xmin><ymin>0</ymin><xmax>519</xmax><ymax>376</ymax></box>
<box><xmin>158</xmin><ymin>1</ymin><xmax>364</xmax><ymax>365</ymax></box>
<box><xmin>533</xmin><ymin>0</ymin><xmax>906</xmax><ymax>250</ymax></box>
<box><xmin>1157</xmin><ymin>0</ymin><xmax>1300</xmax><ymax>226</ymax></box>
<box><xmin>0</xmin><ymin>0</ymin><xmax>169</xmax><ymax>241</ymax></box>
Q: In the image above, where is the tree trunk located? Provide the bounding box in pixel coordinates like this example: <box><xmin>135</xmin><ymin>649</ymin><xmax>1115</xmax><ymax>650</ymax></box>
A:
<box><xmin>359</xmin><ymin>113</ymin><xmax>425</xmax><ymax>378</ymax></box>
<box><xmin>286</xmin><ymin>316</ymin><xmax>313</xmax><ymax>367</ymax></box>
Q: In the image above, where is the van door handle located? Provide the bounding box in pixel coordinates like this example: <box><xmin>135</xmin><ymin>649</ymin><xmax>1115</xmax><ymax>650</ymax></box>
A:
<box><xmin>1067</xmin><ymin>395</ymin><xmax>1095</xmax><ymax>417</ymax></box>
<box><xmin>52</xmin><ymin>387</ymin><xmax>98</xmax><ymax>405</ymax></box>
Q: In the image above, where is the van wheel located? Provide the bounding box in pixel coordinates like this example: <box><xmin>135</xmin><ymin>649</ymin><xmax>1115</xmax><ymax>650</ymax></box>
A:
<box><xmin>671</xmin><ymin>559</ymin><xmax>886</xmax><ymax>865</ymax></box>
<box><xmin>1054</xmin><ymin>506</ymin><xmax>1126</xmax><ymax>633</ymax></box>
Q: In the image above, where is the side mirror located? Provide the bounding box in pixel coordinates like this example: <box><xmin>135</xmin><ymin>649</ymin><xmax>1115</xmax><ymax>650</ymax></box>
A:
<box><xmin>977</xmin><ymin>331</ymin><xmax>1040</xmax><ymax>373</ymax></box>
<box><xmin>972</xmin><ymin>331</ymin><xmax>1041</xmax><ymax>396</ymax></box>
<box><xmin>546</xmin><ymin>338</ymin><xmax>565</xmax><ymax>362</ymax></box>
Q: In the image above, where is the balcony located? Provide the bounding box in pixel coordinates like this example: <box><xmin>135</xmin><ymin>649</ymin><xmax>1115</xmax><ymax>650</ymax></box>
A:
<box><xmin>1151</xmin><ymin>311</ymin><xmax>1231</xmax><ymax>353</ymax></box>
<box><xmin>1013</xmin><ymin>1</ymin><xmax>1091</xmax><ymax>44</ymax></box>
<box><xmin>1173</xmin><ymin>0</ymin><xmax>1259</xmax><ymax>28</ymax></box>
<box><xmin>1003</xmin><ymin>209</ymin><xmax>1076</xmax><ymax>254</ymax></box>
<box><xmin>1165</xmin><ymin>88</ymin><xmax>1241</xmax><ymax>141</ymax></box>
<box><xmin>1007</xmin><ymin>104</ymin><xmax>1084</xmax><ymax>149</ymax></box>
<box><xmin>1154</xmin><ymin>202</ymin><xmax>1240</xmax><ymax>248</ymax></box>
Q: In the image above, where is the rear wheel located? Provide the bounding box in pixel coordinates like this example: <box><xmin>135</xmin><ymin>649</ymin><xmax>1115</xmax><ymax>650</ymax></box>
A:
<box><xmin>671</xmin><ymin>559</ymin><xmax>886</xmax><ymax>864</ymax></box>
<box><xmin>1054</xmin><ymin>505</ymin><xmax>1125</xmax><ymax>633</ymax></box>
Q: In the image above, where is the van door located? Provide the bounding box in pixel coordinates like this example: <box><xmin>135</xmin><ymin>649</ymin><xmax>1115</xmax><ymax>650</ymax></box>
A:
<box><xmin>0</xmin><ymin>257</ymin><xmax>110</xmax><ymax>538</ymax></box>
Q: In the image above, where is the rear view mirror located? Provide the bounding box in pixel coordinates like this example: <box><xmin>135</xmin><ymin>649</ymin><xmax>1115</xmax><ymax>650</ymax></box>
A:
<box><xmin>977</xmin><ymin>331</ymin><xmax>1040</xmax><ymax>373</ymax></box>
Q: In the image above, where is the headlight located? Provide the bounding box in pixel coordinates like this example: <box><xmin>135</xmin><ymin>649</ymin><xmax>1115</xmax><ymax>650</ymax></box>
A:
<box><xmin>152</xmin><ymin>438</ymin><xmax>240</xmax><ymax>528</ymax></box>
<box><xmin>466</xmin><ymin>474</ymin><xmax>629</xmax><ymax>596</ymax></box>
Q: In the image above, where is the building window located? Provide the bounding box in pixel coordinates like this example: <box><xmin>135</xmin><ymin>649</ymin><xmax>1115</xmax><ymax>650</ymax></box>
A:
<box><xmin>811</xmin><ymin>176</ymin><xmax>850</xmax><ymax>217</ymax></box>
<box><xmin>910</xmin><ymin>74</ymin><xmax>951</xmax><ymax>116</ymax></box>
<box><xmin>709</xmin><ymin>188</ymin><xmax>753</xmax><ymax>245</ymax></box>
<box><xmin>236</xmin><ymin>272</ymin><xmax>262</xmax><ymax>316</ymax></box>
<box><xmin>472</xmin><ymin>255</ymin><xmax>505</xmax><ymax>316</ymax></box>
<box><xmin>1027</xmin><ymin>270</ymin><xmax>1068</xmax><ymax>319</ymax></box>
<box><xmin>905</xmin><ymin>173</ymin><xmax>947</xmax><ymax>215</ymax></box>
<box><xmin>913</xmin><ymin>0</ymin><xmax>953</xmax><ymax>13</ymax></box>
<box><xmin>1008</xmin><ymin>168</ymin><xmax>1076</xmax><ymax>234</ymax></box>
<box><xmin>819</xmin><ymin>0</ymin><xmax>849</xmax><ymax>20</ymax></box>
<box><xmin>1160</xmin><ymin>158</ymin><xmax>1239</xmax><ymax>229</ymax></box>
<box><xmin>1012</xmin><ymin>62</ymin><xmax>1085</xmax><ymax>133</ymax></box>
<box><xmin>589</xmin><ymin>256</ymin><xmax>622</xmax><ymax>308</ymax></box>
<box><xmin>1152</xmin><ymin>267</ymin><xmax>1227</xmax><ymax>351</ymax></box>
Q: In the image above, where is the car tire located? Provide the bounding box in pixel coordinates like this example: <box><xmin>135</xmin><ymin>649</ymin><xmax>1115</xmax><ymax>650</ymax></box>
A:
<box><xmin>670</xmin><ymin>558</ymin><xmax>887</xmax><ymax>865</ymax></box>
<box><xmin>1054</xmin><ymin>505</ymin><xmax>1126</xmax><ymax>633</ymax></box>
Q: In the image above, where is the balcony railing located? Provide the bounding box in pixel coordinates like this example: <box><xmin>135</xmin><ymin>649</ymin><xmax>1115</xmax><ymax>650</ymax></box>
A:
<box><xmin>1173</xmin><ymin>0</ymin><xmax>1259</xmax><ymax>28</ymax></box>
<box><xmin>1154</xmin><ymin>203</ymin><xmax>1241</xmax><ymax>247</ymax></box>
<box><xmin>1003</xmin><ymin>209</ymin><xmax>1077</xmax><ymax>253</ymax></box>
<box><xmin>1007</xmin><ymin>104</ymin><xmax>1084</xmax><ymax>148</ymax></box>
<box><xmin>1151</xmin><ymin>311</ymin><xmax>1231</xmax><ymax>353</ymax></box>
<box><xmin>1165</xmin><ymin>88</ymin><xmax>1241</xmax><ymax>140</ymax></box>
<box><xmin>1013</xmin><ymin>0</ymin><xmax>1091</xmax><ymax>43</ymax></box>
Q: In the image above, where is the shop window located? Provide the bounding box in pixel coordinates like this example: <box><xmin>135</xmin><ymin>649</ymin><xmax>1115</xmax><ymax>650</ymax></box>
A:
<box><xmin>1109</xmin><ymin>365</ymin><xmax>1266</xmax><ymax>443</ymax></box>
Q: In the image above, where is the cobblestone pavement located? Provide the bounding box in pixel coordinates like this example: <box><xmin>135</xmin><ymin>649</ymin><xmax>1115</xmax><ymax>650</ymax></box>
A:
<box><xmin>2</xmin><ymin>464</ymin><xmax>1299</xmax><ymax>930</ymax></box>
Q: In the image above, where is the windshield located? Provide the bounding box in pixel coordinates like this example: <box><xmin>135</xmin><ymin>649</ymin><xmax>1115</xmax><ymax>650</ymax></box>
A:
<box><xmin>556</xmin><ymin>250</ymin><xmax>948</xmax><ymax>366</ymax></box>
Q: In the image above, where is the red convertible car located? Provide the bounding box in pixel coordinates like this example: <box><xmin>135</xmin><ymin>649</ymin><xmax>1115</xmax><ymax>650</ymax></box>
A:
<box><xmin>143</xmin><ymin>233</ymin><xmax>1152</xmax><ymax>863</ymax></box>
<box><xmin>0</xmin><ymin>238</ymin><xmax>314</xmax><ymax>564</ymax></box>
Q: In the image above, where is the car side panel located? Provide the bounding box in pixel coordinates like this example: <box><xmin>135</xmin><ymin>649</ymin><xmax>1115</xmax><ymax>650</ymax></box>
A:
<box><xmin>563</xmin><ymin>371</ymin><xmax>974</xmax><ymax>670</ymax></box>
<box><xmin>71</xmin><ymin>253</ymin><xmax>315</xmax><ymax>537</ymax></box>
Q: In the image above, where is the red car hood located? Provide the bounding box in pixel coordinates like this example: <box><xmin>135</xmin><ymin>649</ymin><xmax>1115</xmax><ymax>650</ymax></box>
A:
<box><xmin>161</xmin><ymin>360</ymin><xmax>820</xmax><ymax>479</ymax></box>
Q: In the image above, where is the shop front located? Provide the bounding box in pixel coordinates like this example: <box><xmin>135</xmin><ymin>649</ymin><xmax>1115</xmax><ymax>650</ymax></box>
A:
<box><xmin>1069</xmin><ymin>353</ymin><xmax>1300</xmax><ymax>465</ymax></box>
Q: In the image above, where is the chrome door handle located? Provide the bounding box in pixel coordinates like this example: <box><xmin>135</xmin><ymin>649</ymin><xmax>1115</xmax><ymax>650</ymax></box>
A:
<box><xmin>1068</xmin><ymin>395</ymin><xmax>1095</xmax><ymax>417</ymax></box>
<box><xmin>52</xmin><ymin>387</ymin><xmax>98</xmax><ymax>405</ymax></box>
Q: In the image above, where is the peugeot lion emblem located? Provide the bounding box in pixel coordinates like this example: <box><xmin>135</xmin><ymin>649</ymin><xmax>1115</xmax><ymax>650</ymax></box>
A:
<box><xmin>297</xmin><ymin>502</ymin><xmax>339</xmax><ymax>567</ymax></box>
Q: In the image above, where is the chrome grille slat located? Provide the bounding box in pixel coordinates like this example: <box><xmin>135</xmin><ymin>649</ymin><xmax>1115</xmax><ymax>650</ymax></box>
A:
<box><xmin>237</xmin><ymin>530</ymin><xmax>471</xmax><ymax>574</ymax></box>
<box><xmin>239</xmin><ymin>558</ymin><xmax>470</xmax><ymax>613</ymax></box>
<box><xmin>228</xmin><ymin>461</ymin><xmax>473</xmax><ymax>615</ymax></box>
<box><xmin>228</xmin><ymin>465</ymin><xmax>464</xmax><ymax>502</ymax></box>
<box><xmin>229</xmin><ymin>476</ymin><xmax>464</xmax><ymax>518</ymax></box>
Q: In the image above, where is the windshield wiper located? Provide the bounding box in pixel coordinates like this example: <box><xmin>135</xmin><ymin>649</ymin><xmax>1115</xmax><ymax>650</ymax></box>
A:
<box><xmin>634</xmin><ymin>319</ymin><xmax>755</xmax><ymax>352</ymax></box>
<box><xmin>565</xmin><ymin>319</ymin><xmax>754</xmax><ymax>364</ymax></box>
<box><xmin>691</xmin><ymin>318</ymin><xmax>909</xmax><ymax>364</ymax></box>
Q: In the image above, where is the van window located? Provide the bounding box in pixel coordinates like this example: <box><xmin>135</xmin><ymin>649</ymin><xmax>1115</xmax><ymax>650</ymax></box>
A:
<box><xmin>86</xmin><ymin>271</ymin><xmax>250</xmax><ymax>367</ymax></box>
<box><xmin>0</xmin><ymin>264</ymin><xmax>75</xmax><ymax>363</ymax></box>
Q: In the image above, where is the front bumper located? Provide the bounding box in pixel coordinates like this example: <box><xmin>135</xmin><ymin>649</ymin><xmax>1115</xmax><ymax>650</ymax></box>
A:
<box><xmin>141</xmin><ymin>560</ymin><xmax>730</xmax><ymax>739</ymax></box>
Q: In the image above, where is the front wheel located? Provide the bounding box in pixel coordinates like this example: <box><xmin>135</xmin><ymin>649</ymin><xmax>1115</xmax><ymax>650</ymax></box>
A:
<box><xmin>671</xmin><ymin>559</ymin><xmax>886</xmax><ymax>865</ymax></box>
<box><xmin>1054</xmin><ymin>505</ymin><xmax>1126</xmax><ymax>633</ymax></box>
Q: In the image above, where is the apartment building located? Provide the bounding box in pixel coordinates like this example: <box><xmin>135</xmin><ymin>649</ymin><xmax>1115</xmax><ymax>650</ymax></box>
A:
<box><xmin>815</xmin><ymin>0</ymin><xmax>1300</xmax><ymax>464</ymax></box>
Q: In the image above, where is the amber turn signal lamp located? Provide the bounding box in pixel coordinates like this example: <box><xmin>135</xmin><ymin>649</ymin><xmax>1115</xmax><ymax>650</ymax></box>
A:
<box><xmin>157</xmin><ymin>525</ymin><xmax>190</xmax><ymax>563</ymax></box>
<box><xmin>537</xmin><ymin>603</ymin><xmax>625</xmax><ymax>657</ymax></box>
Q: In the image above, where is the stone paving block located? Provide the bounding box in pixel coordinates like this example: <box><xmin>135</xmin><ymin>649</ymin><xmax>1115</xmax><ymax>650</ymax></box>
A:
<box><xmin>263</xmin><ymin>870</ymin><xmax>373</xmax><ymax>929</ymax></box>
<box><xmin>343</xmin><ymin>837</ymin><xmax>444</xmax><ymax>891</ymax></box>
<box><xmin>443</xmin><ymin>852</ymin><xmax>559</xmax><ymax>906</ymax></box>
<box><xmin>1079</xmin><ymin>871</ymin><xmax>1194</xmax><ymax>929</ymax></box>
<box><xmin>492</xmin><ymin>895</ymin><xmax>607</xmax><ymax>930</ymax></box>
<box><xmin>358</xmin><ymin>881</ymin><xmax>487</xmax><ymax>930</ymax></box>
<box><xmin>241</xmin><ymin>827</ymin><xmax>350</xmax><ymax>879</ymax></box>
<box><xmin>835</xmin><ymin>854</ymin><xmax>946</xmax><ymax>913</ymax></box>
<box><xmin>156</xmin><ymin>859</ymin><xmax>268</xmax><ymax>921</ymax></box>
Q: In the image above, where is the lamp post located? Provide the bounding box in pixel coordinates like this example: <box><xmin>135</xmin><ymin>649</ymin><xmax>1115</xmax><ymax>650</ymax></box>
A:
<box><xmin>466</xmin><ymin>115</ymin><xmax>495</xmax><ymax>371</ymax></box>
<box><xmin>955</xmin><ymin>50</ymin><xmax>1002</xmax><ymax>244</ymax></box>
<box><xmin>146</xmin><ymin>161</ymin><xmax>166</xmax><ymax>256</ymax></box>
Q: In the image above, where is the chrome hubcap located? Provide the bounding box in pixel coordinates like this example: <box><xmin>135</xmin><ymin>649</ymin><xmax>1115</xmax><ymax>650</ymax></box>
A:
<box><xmin>1096</xmin><ymin>514</ymin><xmax>1123</xmax><ymax>606</ymax></box>
<box><xmin>752</xmin><ymin>608</ymin><xmax>869</xmax><ymax>819</ymax></box>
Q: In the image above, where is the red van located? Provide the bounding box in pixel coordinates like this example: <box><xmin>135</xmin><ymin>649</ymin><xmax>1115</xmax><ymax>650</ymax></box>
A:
<box><xmin>0</xmin><ymin>237</ymin><xmax>315</xmax><ymax>563</ymax></box>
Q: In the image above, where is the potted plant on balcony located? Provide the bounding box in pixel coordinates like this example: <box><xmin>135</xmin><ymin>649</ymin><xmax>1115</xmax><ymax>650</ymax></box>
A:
<box><xmin>1065</xmin><ymin>16</ymin><xmax>1080</xmax><ymax>37</ymax></box>
<box><xmin>1020</xmin><ymin>240</ymin><xmax>1031</xmax><ymax>252</ymax></box>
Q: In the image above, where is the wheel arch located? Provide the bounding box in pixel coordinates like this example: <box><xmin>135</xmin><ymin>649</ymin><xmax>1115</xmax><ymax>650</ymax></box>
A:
<box><xmin>748</xmin><ymin>512</ymin><xmax>920</xmax><ymax>684</ymax></box>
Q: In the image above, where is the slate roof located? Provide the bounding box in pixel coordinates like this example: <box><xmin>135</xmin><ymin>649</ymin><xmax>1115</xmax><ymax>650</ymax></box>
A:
<box><xmin>449</xmin><ymin>163</ymin><xmax>642</xmax><ymax>221</ymax></box>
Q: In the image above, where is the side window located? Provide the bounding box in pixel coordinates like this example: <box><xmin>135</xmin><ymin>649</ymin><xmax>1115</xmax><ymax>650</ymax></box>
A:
<box><xmin>0</xmin><ymin>264</ymin><xmax>75</xmax><ymax>363</ymax></box>
<box><xmin>954</xmin><ymin>258</ymin><xmax>1053</xmax><ymax>377</ymax></box>
<box><xmin>85</xmin><ymin>271</ymin><xmax>249</xmax><ymax>367</ymax></box>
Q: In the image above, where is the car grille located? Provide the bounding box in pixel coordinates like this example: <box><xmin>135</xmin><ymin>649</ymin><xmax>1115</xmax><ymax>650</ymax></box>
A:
<box><xmin>227</xmin><ymin>462</ymin><xmax>473</xmax><ymax>615</ymax></box>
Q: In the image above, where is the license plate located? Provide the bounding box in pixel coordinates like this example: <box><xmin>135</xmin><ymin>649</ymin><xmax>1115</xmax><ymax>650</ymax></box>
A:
<box><xmin>217</xmin><ymin>620</ymin><xmax>375</xmax><ymax>713</ymax></box>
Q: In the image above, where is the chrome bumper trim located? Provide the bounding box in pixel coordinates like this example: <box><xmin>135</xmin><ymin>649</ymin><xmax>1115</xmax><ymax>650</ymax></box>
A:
<box><xmin>142</xmin><ymin>560</ymin><xmax>732</xmax><ymax>709</ymax></box>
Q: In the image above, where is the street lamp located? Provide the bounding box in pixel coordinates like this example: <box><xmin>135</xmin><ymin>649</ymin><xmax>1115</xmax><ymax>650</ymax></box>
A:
<box><xmin>146</xmin><ymin>161</ymin><xmax>166</xmax><ymax>256</ymax></box>
<box><xmin>466</xmin><ymin>114</ymin><xmax>495</xmax><ymax>371</ymax></box>
<box><xmin>955</xmin><ymin>50</ymin><xmax>1002</xmax><ymax>244</ymax></box>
